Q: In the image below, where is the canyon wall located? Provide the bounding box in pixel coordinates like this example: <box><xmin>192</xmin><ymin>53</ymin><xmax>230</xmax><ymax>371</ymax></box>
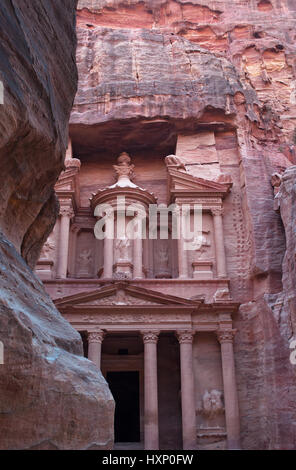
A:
<box><xmin>71</xmin><ymin>0</ymin><xmax>296</xmax><ymax>448</ymax></box>
<box><xmin>0</xmin><ymin>1</ymin><xmax>114</xmax><ymax>449</ymax></box>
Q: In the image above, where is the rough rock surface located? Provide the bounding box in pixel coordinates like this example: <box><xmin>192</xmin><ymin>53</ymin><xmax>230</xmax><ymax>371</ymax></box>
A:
<box><xmin>70</xmin><ymin>0</ymin><xmax>296</xmax><ymax>449</ymax></box>
<box><xmin>0</xmin><ymin>1</ymin><xmax>114</xmax><ymax>450</ymax></box>
<box><xmin>0</xmin><ymin>233</ymin><xmax>114</xmax><ymax>449</ymax></box>
<box><xmin>275</xmin><ymin>166</ymin><xmax>296</xmax><ymax>340</ymax></box>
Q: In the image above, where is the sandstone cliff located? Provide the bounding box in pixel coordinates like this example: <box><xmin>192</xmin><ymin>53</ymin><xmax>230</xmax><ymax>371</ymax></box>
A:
<box><xmin>71</xmin><ymin>0</ymin><xmax>296</xmax><ymax>449</ymax></box>
<box><xmin>0</xmin><ymin>1</ymin><xmax>114</xmax><ymax>449</ymax></box>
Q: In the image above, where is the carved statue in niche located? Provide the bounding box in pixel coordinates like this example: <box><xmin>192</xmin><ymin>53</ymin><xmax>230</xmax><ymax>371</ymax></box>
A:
<box><xmin>154</xmin><ymin>240</ymin><xmax>171</xmax><ymax>279</ymax></box>
<box><xmin>159</xmin><ymin>245</ymin><xmax>169</xmax><ymax>266</ymax></box>
<box><xmin>192</xmin><ymin>231</ymin><xmax>211</xmax><ymax>260</ymax></box>
<box><xmin>201</xmin><ymin>390</ymin><xmax>224</xmax><ymax>418</ymax></box>
<box><xmin>41</xmin><ymin>239</ymin><xmax>55</xmax><ymax>260</ymax></box>
<box><xmin>77</xmin><ymin>249</ymin><xmax>92</xmax><ymax>276</ymax></box>
<box><xmin>115</xmin><ymin>238</ymin><xmax>131</xmax><ymax>262</ymax></box>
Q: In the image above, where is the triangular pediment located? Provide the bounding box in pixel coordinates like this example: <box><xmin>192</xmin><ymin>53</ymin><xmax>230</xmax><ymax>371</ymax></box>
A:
<box><xmin>169</xmin><ymin>169</ymin><xmax>231</xmax><ymax>191</ymax></box>
<box><xmin>167</xmin><ymin>168</ymin><xmax>232</xmax><ymax>199</ymax></box>
<box><xmin>54</xmin><ymin>282</ymin><xmax>203</xmax><ymax>309</ymax></box>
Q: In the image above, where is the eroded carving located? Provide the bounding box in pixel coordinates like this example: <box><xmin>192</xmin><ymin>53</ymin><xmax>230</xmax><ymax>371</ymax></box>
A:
<box><xmin>201</xmin><ymin>390</ymin><xmax>224</xmax><ymax>418</ymax></box>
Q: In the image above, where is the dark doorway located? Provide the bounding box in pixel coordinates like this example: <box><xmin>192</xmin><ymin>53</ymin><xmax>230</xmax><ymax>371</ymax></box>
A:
<box><xmin>107</xmin><ymin>371</ymin><xmax>140</xmax><ymax>443</ymax></box>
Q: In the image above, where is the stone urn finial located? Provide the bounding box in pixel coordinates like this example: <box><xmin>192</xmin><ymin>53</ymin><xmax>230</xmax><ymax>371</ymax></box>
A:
<box><xmin>113</xmin><ymin>152</ymin><xmax>135</xmax><ymax>184</ymax></box>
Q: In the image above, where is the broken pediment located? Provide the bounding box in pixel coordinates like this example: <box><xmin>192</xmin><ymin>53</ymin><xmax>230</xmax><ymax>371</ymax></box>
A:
<box><xmin>166</xmin><ymin>160</ymin><xmax>232</xmax><ymax>203</ymax></box>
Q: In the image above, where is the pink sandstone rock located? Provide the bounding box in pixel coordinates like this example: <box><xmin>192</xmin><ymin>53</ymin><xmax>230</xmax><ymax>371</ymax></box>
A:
<box><xmin>0</xmin><ymin>0</ymin><xmax>114</xmax><ymax>450</ymax></box>
<box><xmin>59</xmin><ymin>0</ymin><xmax>296</xmax><ymax>449</ymax></box>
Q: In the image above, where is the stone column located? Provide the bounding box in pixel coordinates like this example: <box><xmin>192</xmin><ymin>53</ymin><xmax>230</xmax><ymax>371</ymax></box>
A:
<box><xmin>176</xmin><ymin>207</ymin><xmax>189</xmax><ymax>279</ymax></box>
<box><xmin>142</xmin><ymin>330</ymin><xmax>159</xmax><ymax>450</ymax></box>
<box><xmin>104</xmin><ymin>210</ymin><xmax>114</xmax><ymax>279</ymax></box>
<box><xmin>217</xmin><ymin>329</ymin><xmax>241</xmax><ymax>450</ymax></box>
<box><xmin>57</xmin><ymin>205</ymin><xmax>73</xmax><ymax>279</ymax></box>
<box><xmin>133</xmin><ymin>212</ymin><xmax>146</xmax><ymax>279</ymax></box>
<box><xmin>68</xmin><ymin>225</ymin><xmax>79</xmax><ymax>277</ymax></box>
<box><xmin>88</xmin><ymin>330</ymin><xmax>105</xmax><ymax>369</ymax></box>
<box><xmin>133</xmin><ymin>236</ymin><xmax>143</xmax><ymax>279</ymax></box>
<box><xmin>177</xmin><ymin>330</ymin><xmax>197</xmax><ymax>450</ymax></box>
<box><xmin>211</xmin><ymin>207</ymin><xmax>227</xmax><ymax>278</ymax></box>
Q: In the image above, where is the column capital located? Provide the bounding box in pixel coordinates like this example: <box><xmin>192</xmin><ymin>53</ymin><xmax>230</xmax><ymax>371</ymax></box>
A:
<box><xmin>142</xmin><ymin>330</ymin><xmax>160</xmax><ymax>344</ymax></box>
<box><xmin>176</xmin><ymin>330</ymin><xmax>195</xmax><ymax>344</ymax></box>
<box><xmin>60</xmin><ymin>205</ymin><xmax>74</xmax><ymax>218</ymax></box>
<box><xmin>211</xmin><ymin>207</ymin><xmax>224</xmax><ymax>217</ymax></box>
<box><xmin>88</xmin><ymin>330</ymin><xmax>105</xmax><ymax>344</ymax></box>
<box><xmin>216</xmin><ymin>328</ymin><xmax>237</xmax><ymax>344</ymax></box>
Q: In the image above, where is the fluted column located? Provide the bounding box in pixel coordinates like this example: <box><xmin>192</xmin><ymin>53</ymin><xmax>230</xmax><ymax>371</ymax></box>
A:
<box><xmin>57</xmin><ymin>205</ymin><xmax>73</xmax><ymax>279</ymax></box>
<box><xmin>217</xmin><ymin>329</ymin><xmax>241</xmax><ymax>450</ymax></box>
<box><xmin>142</xmin><ymin>330</ymin><xmax>159</xmax><ymax>450</ymax></box>
<box><xmin>211</xmin><ymin>207</ymin><xmax>227</xmax><ymax>278</ymax></box>
<box><xmin>177</xmin><ymin>330</ymin><xmax>197</xmax><ymax>450</ymax></box>
<box><xmin>104</xmin><ymin>209</ymin><xmax>114</xmax><ymax>278</ymax></box>
<box><xmin>88</xmin><ymin>330</ymin><xmax>105</xmax><ymax>369</ymax></box>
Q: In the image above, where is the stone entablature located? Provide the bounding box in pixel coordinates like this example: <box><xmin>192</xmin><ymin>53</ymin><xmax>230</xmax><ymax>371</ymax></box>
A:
<box><xmin>43</xmin><ymin>278</ymin><xmax>231</xmax><ymax>305</ymax></box>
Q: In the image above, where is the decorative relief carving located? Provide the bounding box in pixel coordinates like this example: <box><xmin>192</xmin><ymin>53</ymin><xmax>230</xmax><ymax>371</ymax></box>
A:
<box><xmin>77</xmin><ymin>249</ymin><xmax>92</xmax><ymax>276</ymax></box>
<box><xmin>60</xmin><ymin>205</ymin><xmax>74</xmax><ymax>218</ymax></box>
<box><xmin>192</xmin><ymin>232</ymin><xmax>211</xmax><ymax>259</ymax></box>
<box><xmin>200</xmin><ymin>390</ymin><xmax>224</xmax><ymax>417</ymax></box>
<box><xmin>88</xmin><ymin>330</ymin><xmax>105</xmax><ymax>343</ymax></box>
<box><xmin>216</xmin><ymin>329</ymin><xmax>237</xmax><ymax>344</ymax></box>
<box><xmin>80</xmin><ymin>292</ymin><xmax>161</xmax><ymax>307</ymax></box>
<box><xmin>113</xmin><ymin>272</ymin><xmax>132</xmax><ymax>281</ymax></box>
<box><xmin>165</xmin><ymin>155</ymin><xmax>186</xmax><ymax>169</ymax></box>
<box><xmin>231</xmin><ymin>191</ymin><xmax>251</xmax><ymax>298</ymax></box>
<box><xmin>142</xmin><ymin>331</ymin><xmax>160</xmax><ymax>343</ymax></box>
<box><xmin>154</xmin><ymin>240</ymin><xmax>172</xmax><ymax>279</ymax></box>
<box><xmin>113</xmin><ymin>152</ymin><xmax>135</xmax><ymax>180</ymax></box>
<box><xmin>115</xmin><ymin>238</ymin><xmax>131</xmax><ymax>261</ymax></box>
<box><xmin>41</xmin><ymin>239</ymin><xmax>55</xmax><ymax>260</ymax></box>
<box><xmin>159</xmin><ymin>245</ymin><xmax>169</xmax><ymax>266</ymax></box>
<box><xmin>176</xmin><ymin>330</ymin><xmax>195</xmax><ymax>344</ymax></box>
<box><xmin>76</xmin><ymin>311</ymin><xmax>186</xmax><ymax>324</ymax></box>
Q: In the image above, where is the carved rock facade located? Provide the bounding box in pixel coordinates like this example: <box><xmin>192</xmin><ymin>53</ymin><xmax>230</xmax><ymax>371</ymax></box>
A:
<box><xmin>36</xmin><ymin>0</ymin><xmax>296</xmax><ymax>450</ymax></box>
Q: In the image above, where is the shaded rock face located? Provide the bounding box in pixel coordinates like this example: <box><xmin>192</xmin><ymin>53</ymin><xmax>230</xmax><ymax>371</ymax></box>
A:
<box><xmin>0</xmin><ymin>1</ymin><xmax>114</xmax><ymax>450</ymax></box>
<box><xmin>276</xmin><ymin>166</ymin><xmax>296</xmax><ymax>340</ymax></box>
<box><xmin>0</xmin><ymin>1</ymin><xmax>77</xmax><ymax>261</ymax></box>
<box><xmin>71</xmin><ymin>0</ymin><xmax>296</xmax><ymax>449</ymax></box>
<box><xmin>0</xmin><ymin>233</ymin><xmax>114</xmax><ymax>449</ymax></box>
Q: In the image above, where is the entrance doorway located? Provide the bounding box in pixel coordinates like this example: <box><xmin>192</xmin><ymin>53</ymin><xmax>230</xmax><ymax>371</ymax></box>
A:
<box><xmin>107</xmin><ymin>371</ymin><xmax>141</xmax><ymax>443</ymax></box>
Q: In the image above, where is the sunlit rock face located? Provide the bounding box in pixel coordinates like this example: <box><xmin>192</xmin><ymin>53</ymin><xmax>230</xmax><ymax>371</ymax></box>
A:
<box><xmin>0</xmin><ymin>1</ymin><xmax>114</xmax><ymax>450</ymax></box>
<box><xmin>65</xmin><ymin>0</ymin><xmax>296</xmax><ymax>449</ymax></box>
